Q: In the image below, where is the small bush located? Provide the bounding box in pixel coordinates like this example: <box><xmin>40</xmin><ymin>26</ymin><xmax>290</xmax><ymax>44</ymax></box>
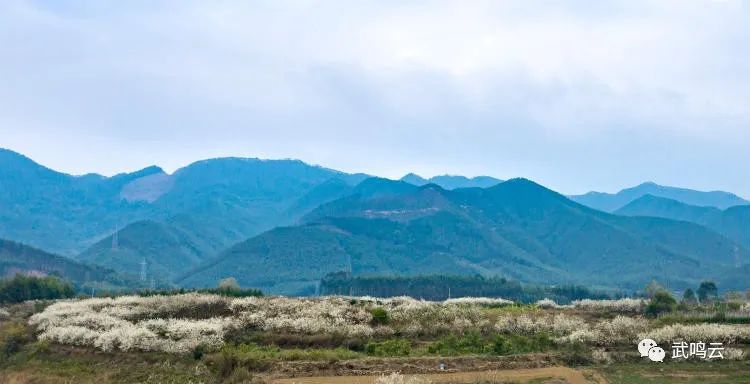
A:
<box><xmin>370</xmin><ymin>307</ymin><xmax>389</xmax><ymax>326</ymax></box>
<box><xmin>207</xmin><ymin>345</ymin><xmax>272</xmax><ymax>376</ymax></box>
<box><xmin>193</xmin><ymin>344</ymin><xmax>207</xmax><ymax>360</ymax></box>
<box><xmin>0</xmin><ymin>322</ymin><xmax>31</xmax><ymax>360</ymax></box>
<box><xmin>645</xmin><ymin>291</ymin><xmax>677</xmax><ymax>317</ymax></box>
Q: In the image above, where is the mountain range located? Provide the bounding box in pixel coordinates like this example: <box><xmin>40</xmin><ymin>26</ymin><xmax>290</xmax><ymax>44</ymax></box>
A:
<box><xmin>1</xmin><ymin>147</ymin><xmax>749</xmax><ymax>294</ymax></box>
<box><xmin>615</xmin><ymin>194</ymin><xmax>750</xmax><ymax>249</ymax></box>
<box><xmin>179</xmin><ymin>178</ymin><xmax>750</xmax><ymax>294</ymax></box>
<box><xmin>569</xmin><ymin>182</ymin><xmax>749</xmax><ymax>212</ymax></box>
<box><xmin>0</xmin><ymin>149</ymin><xmax>368</xmax><ymax>279</ymax></box>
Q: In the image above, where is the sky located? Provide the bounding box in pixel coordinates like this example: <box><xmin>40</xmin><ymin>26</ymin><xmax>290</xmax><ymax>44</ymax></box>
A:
<box><xmin>1</xmin><ymin>0</ymin><xmax>749</xmax><ymax>196</ymax></box>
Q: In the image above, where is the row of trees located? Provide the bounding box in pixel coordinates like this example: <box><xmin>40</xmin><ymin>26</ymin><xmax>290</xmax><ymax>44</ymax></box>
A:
<box><xmin>681</xmin><ymin>281</ymin><xmax>719</xmax><ymax>304</ymax></box>
<box><xmin>320</xmin><ymin>273</ymin><xmax>614</xmax><ymax>303</ymax></box>
<box><xmin>0</xmin><ymin>274</ymin><xmax>75</xmax><ymax>303</ymax></box>
<box><xmin>0</xmin><ymin>274</ymin><xmax>263</xmax><ymax>303</ymax></box>
<box><xmin>88</xmin><ymin>277</ymin><xmax>263</xmax><ymax>298</ymax></box>
<box><xmin>644</xmin><ymin>280</ymin><xmax>749</xmax><ymax>316</ymax></box>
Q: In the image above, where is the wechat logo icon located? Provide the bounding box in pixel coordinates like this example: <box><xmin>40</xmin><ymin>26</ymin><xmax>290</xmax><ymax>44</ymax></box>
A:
<box><xmin>638</xmin><ymin>339</ymin><xmax>665</xmax><ymax>362</ymax></box>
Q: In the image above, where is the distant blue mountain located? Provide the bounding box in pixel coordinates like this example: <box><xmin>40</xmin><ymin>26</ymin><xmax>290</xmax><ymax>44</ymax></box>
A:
<box><xmin>400</xmin><ymin>173</ymin><xmax>503</xmax><ymax>189</ymax></box>
<box><xmin>616</xmin><ymin>194</ymin><xmax>750</xmax><ymax>249</ymax></box>
<box><xmin>570</xmin><ymin>182</ymin><xmax>749</xmax><ymax>212</ymax></box>
<box><xmin>0</xmin><ymin>148</ymin><xmax>364</xmax><ymax>264</ymax></box>
<box><xmin>4</xmin><ymin>147</ymin><xmax>750</xmax><ymax>292</ymax></box>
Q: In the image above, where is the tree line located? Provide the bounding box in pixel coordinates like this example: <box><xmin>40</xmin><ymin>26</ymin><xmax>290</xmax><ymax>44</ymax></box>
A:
<box><xmin>0</xmin><ymin>274</ymin><xmax>75</xmax><ymax>303</ymax></box>
<box><xmin>320</xmin><ymin>273</ymin><xmax>614</xmax><ymax>303</ymax></box>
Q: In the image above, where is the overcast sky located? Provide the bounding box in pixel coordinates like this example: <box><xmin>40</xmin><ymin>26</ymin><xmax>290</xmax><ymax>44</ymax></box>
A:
<box><xmin>1</xmin><ymin>0</ymin><xmax>749</xmax><ymax>196</ymax></box>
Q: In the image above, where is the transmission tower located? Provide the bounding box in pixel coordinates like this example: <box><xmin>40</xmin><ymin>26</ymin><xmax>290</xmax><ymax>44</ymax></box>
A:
<box><xmin>140</xmin><ymin>258</ymin><xmax>147</xmax><ymax>281</ymax></box>
<box><xmin>111</xmin><ymin>224</ymin><xmax>119</xmax><ymax>250</ymax></box>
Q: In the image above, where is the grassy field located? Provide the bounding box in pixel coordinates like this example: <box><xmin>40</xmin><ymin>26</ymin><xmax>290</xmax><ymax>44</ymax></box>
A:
<box><xmin>598</xmin><ymin>361</ymin><xmax>750</xmax><ymax>384</ymax></box>
<box><xmin>2</xmin><ymin>340</ymin><xmax>750</xmax><ymax>383</ymax></box>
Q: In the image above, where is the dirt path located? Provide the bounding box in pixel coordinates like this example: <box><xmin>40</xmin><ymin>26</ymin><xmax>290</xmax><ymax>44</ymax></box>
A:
<box><xmin>272</xmin><ymin>366</ymin><xmax>607</xmax><ymax>384</ymax></box>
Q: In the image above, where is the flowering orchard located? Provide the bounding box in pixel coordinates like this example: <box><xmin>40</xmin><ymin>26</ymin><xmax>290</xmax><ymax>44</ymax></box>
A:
<box><xmin>28</xmin><ymin>294</ymin><xmax>750</xmax><ymax>355</ymax></box>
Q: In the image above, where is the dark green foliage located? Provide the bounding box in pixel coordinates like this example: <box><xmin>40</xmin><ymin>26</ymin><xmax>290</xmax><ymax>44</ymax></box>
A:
<box><xmin>645</xmin><ymin>290</ymin><xmax>678</xmax><ymax>317</ymax></box>
<box><xmin>369</xmin><ymin>307</ymin><xmax>389</xmax><ymax>325</ymax></box>
<box><xmin>698</xmin><ymin>281</ymin><xmax>719</xmax><ymax>303</ymax></box>
<box><xmin>128</xmin><ymin>287</ymin><xmax>262</xmax><ymax>299</ymax></box>
<box><xmin>192</xmin><ymin>344</ymin><xmax>206</xmax><ymax>360</ymax></box>
<box><xmin>322</xmin><ymin>274</ymin><xmax>612</xmax><ymax>304</ymax></box>
<box><xmin>365</xmin><ymin>339</ymin><xmax>411</xmax><ymax>356</ymax></box>
<box><xmin>0</xmin><ymin>274</ymin><xmax>75</xmax><ymax>303</ymax></box>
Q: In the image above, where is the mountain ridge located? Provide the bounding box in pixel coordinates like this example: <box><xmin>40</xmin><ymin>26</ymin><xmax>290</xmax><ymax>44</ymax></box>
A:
<box><xmin>616</xmin><ymin>194</ymin><xmax>750</xmax><ymax>248</ymax></box>
<box><xmin>180</xmin><ymin>178</ymin><xmax>749</xmax><ymax>294</ymax></box>
<box><xmin>400</xmin><ymin>173</ymin><xmax>503</xmax><ymax>189</ymax></box>
<box><xmin>570</xmin><ymin>181</ymin><xmax>749</xmax><ymax>212</ymax></box>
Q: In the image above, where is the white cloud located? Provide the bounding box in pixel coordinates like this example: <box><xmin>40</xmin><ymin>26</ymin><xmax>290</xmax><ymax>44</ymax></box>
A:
<box><xmin>0</xmin><ymin>0</ymin><xmax>749</xmax><ymax>195</ymax></box>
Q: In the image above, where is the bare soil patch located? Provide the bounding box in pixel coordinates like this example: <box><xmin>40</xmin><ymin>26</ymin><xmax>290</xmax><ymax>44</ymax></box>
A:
<box><xmin>272</xmin><ymin>366</ymin><xmax>606</xmax><ymax>384</ymax></box>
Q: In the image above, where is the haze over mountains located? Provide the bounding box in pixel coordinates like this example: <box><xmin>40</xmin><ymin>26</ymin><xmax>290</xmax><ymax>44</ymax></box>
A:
<box><xmin>569</xmin><ymin>182</ymin><xmax>749</xmax><ymax>212</ymax></box>
<box><xmin>1</xmin><ymin>147</ymin><xmax>749</xmax><ymax>294</ymax></box>
<box><xmin>400</xmin><ymin>173</ymin><xmax>503</xmax><ymax>189</ymax></box>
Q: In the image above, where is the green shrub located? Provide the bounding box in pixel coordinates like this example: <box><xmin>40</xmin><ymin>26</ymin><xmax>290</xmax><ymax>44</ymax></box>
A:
<box><xmin>193</xmin><ymin>344</ymin><xmax>207</xmax><ymax>360</ymax></box>
<box><xmin>370</xmin><ymin>307</ymin><xmax>389</xmax><ymax>325</ymax></box>
<box><xmin>427</xmin><ymin>331</ymin><xmax>486</xmax><ymax>355</ymax></box>
<box><xmin>427</xmin><ymin>331</ymin><xmax>553</xmax><ymax>356</ymax></box>
<box><xmin>0</xmin><ymin>322</ymin><xmax>30</xmax><ymax>361</ymax></box>
<box><xmin>645</xmin><ymin>290</ymin><xmax>677</xmax><ymax>317</ymax></box>
<box><xmin>365</xmin><ymin>339</ymin><xmax>411</xmax><ymax>356</ymax></box>
<box><xmin>207</xmin><ymin>343</ymin><xmax>362</xmax><ymax>375</ymax></box>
